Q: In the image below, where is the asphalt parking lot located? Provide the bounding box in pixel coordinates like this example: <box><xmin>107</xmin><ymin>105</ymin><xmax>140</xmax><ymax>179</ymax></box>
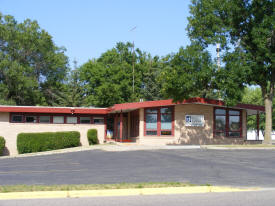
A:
<box><xmin>0</xmin><ymin>149</ymin><xmax>275</xmax><ymax>186</ymax></box>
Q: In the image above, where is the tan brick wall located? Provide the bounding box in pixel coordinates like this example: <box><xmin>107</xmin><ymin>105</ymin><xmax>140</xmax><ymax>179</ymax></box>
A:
<box><xmin>0</xmin><ymin>112</ymin><xmax>105</xmax><ymax>156</ymax></box>
<box><xmin>138</xmin><ymin>104</ymin><xmax>246</xmax><ymax>145</ymax></box>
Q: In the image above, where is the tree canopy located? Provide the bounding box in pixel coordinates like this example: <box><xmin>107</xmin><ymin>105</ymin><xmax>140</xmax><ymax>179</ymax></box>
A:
<box><xmin>187</xmin><ymin>0</ymin><xmax>274</xmax><ymax>143</ymax></box>
<box><xmin>0</xmin><ymin>13</ymin><xmax>69</xmax><ymax>106</ymax></box>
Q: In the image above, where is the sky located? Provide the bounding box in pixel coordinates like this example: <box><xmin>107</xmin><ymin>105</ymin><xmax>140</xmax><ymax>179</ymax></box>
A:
<box><xmin>1</xmin><ymin>0</ymin><xmax>193</xmax><ymax>67</ymax></box>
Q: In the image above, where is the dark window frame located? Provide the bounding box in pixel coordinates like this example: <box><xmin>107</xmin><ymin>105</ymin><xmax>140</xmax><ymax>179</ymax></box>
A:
<box><xmin>213</xmin><ymin>107</ymin><xmax>242</xmax><ymax>138</ymax></box>
<box><xmin>144</xmin><ymin>106</ymin><xmax>174</xmax><ymax>137</ymax></box>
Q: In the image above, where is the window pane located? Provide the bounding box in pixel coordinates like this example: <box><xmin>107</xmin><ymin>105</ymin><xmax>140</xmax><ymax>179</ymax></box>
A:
<box><xmin>53</xmin><ymin>116</ymin><xmax>64</xmax><ymax>124</ymax></box>
<box><xmin>146</xmin><ymin>113</ymin><xmax>157</xmax><ymax>129</ymax></box>
<box><xmin>215</xmin><ymin>116</ymin><xmax>226</xmax><ymax>130</ymax></box>
<box><xmin>146</xmin><ymin>131</ymin><xmax>157</xmax><ymax>135</ymax></box>
<box><xmin>215</xmin><ymin>109</ymin><xmax>226</xmax><ymax>115</ymax></box>
<box><xmin>229</xmin><ymin>116</ymin><xmax>240</xmax><ymax>131</ymax></box>
<box><xmin>215</xmin><ymin>132</ymin><xmax>226</xmax><ymax>137</ymax></box>
<box><xmin>94</xmin><ymin>117</ymin><xmax>104</xmax><ymax>124</ymax></box>
<box><xmin>12</xmin><ymin>115</ymin><xmax>23</xmax><ymax>122</ymax></box>
<box><xmin>161</xmin><ymin>114</ymin><xmax>172</xmax><ymax>130</ymax></box>
<box><xmin>80</xmin><ymin>117</ymin><xmax>91</xmax><ymax>124</ymax></box>
<box><xmin>40</xmin><ymin>116</ymin><xmax>50</xmax><ymax>123</ymax></box>
<box><xmin>229</xmin><ymin>110</ymin><xmax>240</xmax><ymax>115</ymax></box>
<box><xmin>160</xmin><ymin>107</ymin><xmax>172</xmax><ymax>113</ymax></box>
<box><xmin>161</xmin><ymin>131</ymin><xmax>172</xmax><ymax>135</ymax></box>
<box><xmin>146</xmin><ymin>109</ymin><xmax>158</xmax><ymax>113</ymax></box>
<box><xmin>229</xmin><ymin>132</ymin><xmax>240</xmax><ymax>137</ymax></box>
<box><xmin>67</xmin><ymin>116</ymin><xmax>77</xmax><ymax>124</ymax></box>
<box><xmin>26</xmin><ymin>116</ymin><xmax>37</xmax><ymax>123</ymax></box>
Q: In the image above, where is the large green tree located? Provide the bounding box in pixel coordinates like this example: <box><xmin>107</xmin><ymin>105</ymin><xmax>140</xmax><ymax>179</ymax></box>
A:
<box><xmin>0</xmin><ymin>13</ymin><xmax>69</xmax><ymax>106</ymax></box>
<box><xmin>160</xmin><ymin>44</ymin><xmax>217</xmax><ymax>101</ymax></box>
<box><xmin>242</xmin><ymin>87</ymin><xmax>275</xmax><ymax>134</ymax></box>
<box><xmin>79</xmin><ymin>42</ymin><xmax>164</xmax><ymax>107</ymax></box>
<box><xmin>187</xmin><ymin>0</ymin><xmax>274</xmax><ymax>143</ymax></box>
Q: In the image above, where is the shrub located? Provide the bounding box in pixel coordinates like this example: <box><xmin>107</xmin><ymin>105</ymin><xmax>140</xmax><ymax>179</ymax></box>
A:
<box><xmin>87</xmin><ymin>129</ymin><xmax>99</xmax><ymax>145</ymax></box>
<box><xmin>17</xmin><ymin>131</ymin><xmax>80</xmax><ymax>154</ymax></box>
<box><xmin>0</xmin><ymin>136</ymin><xmax>5</xmax><ymax>155</ymax></box>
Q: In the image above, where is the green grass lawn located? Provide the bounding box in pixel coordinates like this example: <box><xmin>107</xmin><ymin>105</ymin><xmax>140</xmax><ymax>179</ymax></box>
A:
<box><xmin>0</xmin><ymin>182</ymin><xmax>204</xmax><ymax>193</ymax></box>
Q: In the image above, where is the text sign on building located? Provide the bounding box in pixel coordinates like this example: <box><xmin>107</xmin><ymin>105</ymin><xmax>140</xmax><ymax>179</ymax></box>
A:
<box><xmin>185</xmin><ymin>115</ymin><xmax>205</xmax><ymax>127</ymax></box>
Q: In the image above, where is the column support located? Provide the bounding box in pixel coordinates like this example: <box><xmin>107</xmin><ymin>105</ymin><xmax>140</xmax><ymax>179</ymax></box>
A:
<box><xmin>120</xmin><ymin>112</ymin><xmax>123</xmax><ymax>142</ymax></box>
<box><xmin>256</xmin><ymin>112</ymin><xmax>260</xmax><ymax>140</ymax></box>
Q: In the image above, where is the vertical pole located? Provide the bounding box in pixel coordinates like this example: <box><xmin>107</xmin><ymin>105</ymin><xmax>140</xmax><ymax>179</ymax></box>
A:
<box><xmin>114</xmin><ymin>114</ymin><xmax>117</xmax><ymax>141</ymax></box>
<box><xmin>128</xmin><ymin>112</ymin><xmax>131</xmax><ymax>140</ymax></box>
<box><xmin>120</xmin><ymin>112</ymin><xmax>123</xmax><ymax>142</ymax></box>
<box><xmin>256</xmin><ymin>112</ymin><xmax>260</xmax><ymax>140</ymax></box>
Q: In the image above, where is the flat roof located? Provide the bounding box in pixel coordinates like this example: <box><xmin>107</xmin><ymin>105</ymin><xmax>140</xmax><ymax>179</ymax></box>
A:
<box><xmin>0</xmin><ymin>105</ymin><xmax>109</xmax><ymax>114</ymax></box>
<box><xmin>0</xmin><ymin>97</ymin><xmax>265</xmax><ymax>114</ymax></box>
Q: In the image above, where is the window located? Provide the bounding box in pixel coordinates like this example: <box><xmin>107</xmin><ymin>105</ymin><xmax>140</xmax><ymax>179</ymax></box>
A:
<box><xmin>26</xmin><ymin>116</ymin><xmax>37</xmax><ymax>123</ymax></box>
<box><xmin>53</xmin><ymin>116</ymin><xmax>64</xmax><ymax>124</ymax></box>
<box><xmin>145</xmin><ymin>109</ymin><xmax>158</xmax><ymax>135</ymax></box>
<box><xmin>93</xmin><ymin>117</ymin><xmax>104</xmax><ymax>124</ymax></box>
<box><xmin>214</xmin><ymin>108</ymin><xmax>241</xmax><ymax>138</ymax></box>
<box><xmin>145</xmin><ymin>107</ymin><xmax>173</xmax><ymax>136</ymax></box>
<box><xmin>80</xmin><ymin>116</ymin><xmax>91</xmax><ymax>124</ymax></box>
<box><xmin>160</xmin><ymin>107</ymin><xmax>172</xmax><ymax>135</ymax></box>
<box><xmin>67</xmin><ymin>116</ymin><xmax>77</xmax><ymax>124</ymax></box>
<box><xmin>39</xmin><ymin>116</ymin><xmax>50</xmax><ymax>123</ymax></box>
<box><xmin>11</xmin><ymin>115</ymin><xmax>23</xmax><ymax>123</ymax></box>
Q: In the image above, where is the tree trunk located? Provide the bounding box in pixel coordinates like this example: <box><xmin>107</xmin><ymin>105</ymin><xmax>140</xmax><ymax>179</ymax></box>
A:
<box><xmin>263</xmin><ymin>97</ymin><xmax>273</xmax><ymax>144</ymax></box>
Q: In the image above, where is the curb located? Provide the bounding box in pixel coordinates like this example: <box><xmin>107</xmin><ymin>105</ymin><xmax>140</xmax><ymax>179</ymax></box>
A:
<box><xmin>0</xmin><ymin>186</ymin><xmax>259</xmax><ymax>200</ymax></box>
<box><xmin>201</xmin><ymin>146</ymin><xmax>275</xmax><ymax>150</ymax></box>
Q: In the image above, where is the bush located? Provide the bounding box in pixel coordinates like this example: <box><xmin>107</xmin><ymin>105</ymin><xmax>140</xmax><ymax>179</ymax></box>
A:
<box><xmin>0</xmin><ymin>136</ymin><xmax>5</xmax><ymax>155</ymax></box>
<box><xmin>17</xmin><ymin>131</ymin><xmax>80</xmax><ymax>154</ymax></box>
<box><xmin>87</xmin><ymin>129</ymin><xmax>99</xmax><ymax>145</ymax></box>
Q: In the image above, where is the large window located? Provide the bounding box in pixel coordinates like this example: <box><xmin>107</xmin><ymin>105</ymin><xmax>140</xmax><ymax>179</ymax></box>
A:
<box><xmin>214</xmin><ymin>108</ymin><xmax>242</xmax><ymax>138</ymax></box>
<box><xmin>11</xmin><ymin>115</ymin><xmax>23</xmax><ymax>123</ymax></box>
<box><xmin>145</xmin><ymin>107</ymin><xmax>174</xmax><ymax>136</ymax></box>
<box><xmin>53</xmin><ymin>116</ymin><xmax>64</xmax><ymax>124</ymax></box>
<box><xmin>145</xmin><ymin>109</ymin><xmax>158</xmax><ymax>135</ymax></box>
<box><xmin>10</xmin><ymin>113</ymin><xmax>103</xmax><ymax>125</ymax></box>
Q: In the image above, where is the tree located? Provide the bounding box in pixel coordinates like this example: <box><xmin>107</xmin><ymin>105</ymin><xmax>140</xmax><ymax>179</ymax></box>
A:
<box><xmin>242</xmin><ymin>87</ymin><xmax>275</xmax><ymax>134</ymax></box>
<box><xmin>79</xmin><ymin>42</ymin><xmax>163</xmax><ymax>107</ymax></box>
<box><xmin>187</xmin><ymin>0</ymin><xmax>274</xmax><ymax>144</ymax></box>
<box><xmin>160</xmin><ymin>44</ymin><xmax>217</xmax><ymax>101</ymax></box>
<box><xmin>0</xmin><ymin>13</ymin><xmax>69</xmax><ymax>106</ymax></box>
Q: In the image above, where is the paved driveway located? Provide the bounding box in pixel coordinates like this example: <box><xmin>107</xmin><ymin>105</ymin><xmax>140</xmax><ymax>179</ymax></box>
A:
<box><xmin>0</xmin><ymin>149</ymin><xmax>275</xmax><ymax>186</ymax></box>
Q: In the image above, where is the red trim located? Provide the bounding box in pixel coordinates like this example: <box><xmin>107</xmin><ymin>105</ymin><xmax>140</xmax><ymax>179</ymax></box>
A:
<box><xmin>144</xmin><ymin>106</ymin><xmax>174</xmax><ymax>137</ymax></box>
<box><xmin>213</xmin><ymin>107</ymin><xmax>242</xmax><ymax>138</ymax></box>
<box><xmin>0</xmin><ymin>106</ymin><xmax>108</xmax><ymax>114</ymax></box>
<box><xmin>0</xmin><ymin>98</ymin><xmax>264</xmax><ymax>115</ymax></box>
<box><xmin>110</xmin><ymin>97</ymin><xmax>225</xmax><ymax>112</ymax></box>
<box><xmin>235</xmin><ymin>103</ymin><xmax>265</xmax><ymax>112</ymax></box>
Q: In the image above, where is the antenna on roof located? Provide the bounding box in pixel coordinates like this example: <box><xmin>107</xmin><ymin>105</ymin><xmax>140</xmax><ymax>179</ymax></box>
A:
<box><xmin>129</xmin><ymin>26</ymin><xmax>137</xmax><ymax>94</ymax></box>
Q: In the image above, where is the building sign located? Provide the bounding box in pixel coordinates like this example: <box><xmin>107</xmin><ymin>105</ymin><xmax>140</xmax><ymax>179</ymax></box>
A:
<box><xmin>185</xmin><ymin>115</ymin><xmax>204</xmax><ymax>127</ymax></box>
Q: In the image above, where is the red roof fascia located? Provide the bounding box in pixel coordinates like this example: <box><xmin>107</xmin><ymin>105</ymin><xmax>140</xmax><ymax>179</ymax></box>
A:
<box><xmin>110</xmin><ymin>97</ymin><xmax>225</xmax><ymax>112</ymax></box>
<box><xmin>0</xmin><ymin>107</ymin><xmax>109</xmax><ymax>114</ymax></box>
<box><xmin>235</xmin><ymin>103</ymin><xmax>265</xmax><ymax>112</ymax></box>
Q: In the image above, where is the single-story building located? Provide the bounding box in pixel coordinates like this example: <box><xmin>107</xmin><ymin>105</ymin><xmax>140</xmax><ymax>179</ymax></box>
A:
<box><xmin>0</xmin><ymin>97</ymin><xmax>264</xmax><ymax>155</ymax></box>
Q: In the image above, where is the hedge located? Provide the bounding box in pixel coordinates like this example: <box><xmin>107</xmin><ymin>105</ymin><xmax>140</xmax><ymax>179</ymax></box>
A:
<box><xmin>17</xmin><ymin>131</ymin><xmax>80</xmax><ymax>154</ymax></box>
<box><xmin>0</xmin><ymin>136</ymin><xmax>5</xmax><ymax>155</ymax></box>
<box><xmin>87</xmin><ymin>129</ymin><xmax>99</xmax><ymax>145</ymax></box>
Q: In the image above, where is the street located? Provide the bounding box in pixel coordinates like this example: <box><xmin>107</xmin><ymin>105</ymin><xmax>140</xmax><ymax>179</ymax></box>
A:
<box><xmin>0</xmin><ymin>149</ymin><xmax>275</xmax><ymax>186</ymax></box>
<box><xmin>1</xmin><ymin>189</ymin><xmax>275</xmax><ymax>206</ymax></box>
